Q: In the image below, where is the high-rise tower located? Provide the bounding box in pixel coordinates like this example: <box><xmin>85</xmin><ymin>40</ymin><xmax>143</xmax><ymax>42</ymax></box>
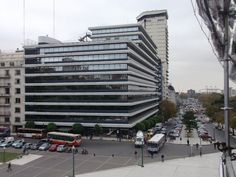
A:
<box><xmin>137</xmin><ymin>10</ymin><xmax>169</xmax><ymax>100</ymax></box>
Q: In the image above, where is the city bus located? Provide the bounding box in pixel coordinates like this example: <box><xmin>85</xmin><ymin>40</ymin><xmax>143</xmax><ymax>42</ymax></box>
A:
<box><xmin>47</xmin><ymin>132</ymin><xmax>82</xmax><ymax>147</ymax></box>
<box><xmin>0</xmin><ymin>127</ymin><xmax>10</xmax><ymax>137</ymax></box>
<box><xmin>17</xmin><ymin>128</ymin><xmax>46</xmax><ymax>139</ymax></box>
<box><xmin>147</xmin><ymin>133</ymin><xmax>165</xmax><ymax>153</ymax></box>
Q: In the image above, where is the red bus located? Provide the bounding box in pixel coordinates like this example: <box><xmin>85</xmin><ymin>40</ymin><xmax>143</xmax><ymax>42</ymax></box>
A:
<box><xmin>47</xmin><ymin>132</ymin><xmax>82</xmax><ymax>147</ymax></box>
<box><xmin>17</xmin><ymin>128</ymin><xmax>46</xmax><ymax>139</ymax></box>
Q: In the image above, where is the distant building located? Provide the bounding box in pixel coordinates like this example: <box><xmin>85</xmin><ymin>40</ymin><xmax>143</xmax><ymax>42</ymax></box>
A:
<box><xmin>24</xmin><ymin>24</ymin><xmax>162</xmax><ymax>129</ymax></box>
<box><xmin>187</xmin><ymin>89</ymin><xmax>196</xmax><ymax>98</ymax></box>
<box><xmin>137</xmin><ymin>10</ymin><xmax>169</xmax><ymax>100</ymax></box>
<box><xmin>0</xmin><ymin>51</ymin><xmax>25</xmax><ymax>132</ymax></box>
<box><xmin>167</xmin><ymin>85</ymin><xmax>176</xmax><ymax>105</ymax></box>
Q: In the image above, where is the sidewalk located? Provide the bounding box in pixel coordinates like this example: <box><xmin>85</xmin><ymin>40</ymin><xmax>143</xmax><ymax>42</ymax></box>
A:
<box><xmin>76</xmin><ymin>152</ymin><xmax>221</xmax><ymax>177</ymax></box>
<box><xmin>168</xmin><ymin>126</ymin><xmax>211</xmax><ymax>145</ymax></box>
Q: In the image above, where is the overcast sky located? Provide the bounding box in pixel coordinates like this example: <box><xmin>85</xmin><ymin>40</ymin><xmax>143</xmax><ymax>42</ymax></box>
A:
<box><xmin>0</xmin><ymin>0</ymin><xmax>235</xmax><ymax>92</ymax></box>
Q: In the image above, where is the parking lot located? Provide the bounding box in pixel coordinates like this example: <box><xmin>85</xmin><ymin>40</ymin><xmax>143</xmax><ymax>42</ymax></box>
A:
<box><xmin>0</xmin><ymin>138</ymin><xmax>219</xmax><ymax>177</ymax></box>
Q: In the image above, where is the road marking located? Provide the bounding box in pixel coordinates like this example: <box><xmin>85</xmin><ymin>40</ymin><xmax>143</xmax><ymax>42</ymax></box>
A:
<box><xmin>95</xmin><ymin>156</ymin><xmax>112</xmax><ymax>170</ymax></box>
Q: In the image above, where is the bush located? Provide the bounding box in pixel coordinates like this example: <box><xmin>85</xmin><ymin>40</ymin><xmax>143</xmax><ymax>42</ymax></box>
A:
<box><xmin>25</xmin><ymin>121</ymin><xmax>35</xmax><ymax>128</ymax></box>
<box><xmin>47</xmin><ymin>122</ymin><xmax>57</xmax><ymax>132</ymax></box>
<box><xmin>134</xmin><ymin>122</ymin><xmax>146</xmax><ymax>132</ymax></box>
<box><xmin>94</xmin><ymin>124</ymin><xmax>103</xmax><ymax>135</ymax></box>
<box><xmin>72</xmin><ymin>123</ymin><xmax>84</xmax><ymax>134</ymax></box>
<box><xmin>143</xmin><ymin>120</ymin><xmax>151</xmax><ymax>130</ymax></box>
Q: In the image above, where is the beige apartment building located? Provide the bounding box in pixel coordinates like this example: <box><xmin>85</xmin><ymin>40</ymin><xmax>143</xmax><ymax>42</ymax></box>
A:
<box><xmin>137</xmin><ymin>10</ymin><xmax>169</xmax><ymax>100</ymax></box>
<box><xmin>0</xmin><ymin>51</ymin><xmax>25</xmax><ymax>132</ymax></box>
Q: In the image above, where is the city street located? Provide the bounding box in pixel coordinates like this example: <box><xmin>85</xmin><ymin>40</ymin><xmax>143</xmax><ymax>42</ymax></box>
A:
<box><xmin>0</xmin><ymin>139</ymin><xmax>218</xmax><ymax>177</ymax></box>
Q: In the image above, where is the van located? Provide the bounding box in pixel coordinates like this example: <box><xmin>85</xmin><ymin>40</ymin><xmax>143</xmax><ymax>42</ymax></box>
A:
<box><xmin>4</xmin><ymin>136</ymin><xmax>14</xmax><ymax>142</ymax></box>
<box><xmin>135</xmin><ymin>131</ymin><xmax>144</xmax><ymax>148</ymax></box>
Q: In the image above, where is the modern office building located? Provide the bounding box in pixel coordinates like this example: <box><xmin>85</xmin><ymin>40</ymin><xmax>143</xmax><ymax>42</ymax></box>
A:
<box><xmin>137</xmin><ymin>10</ymin><xmax>169</xmax><ymax>100</ymax></box>
<box><xmin>24</xmin><ymin>24</ymin><xmax>162</xmax><ymax>128</ymax></box>
<box><xmin>0</xmin><ymin>51</ymin><xmax>25</xmax><ymax>132</ymax></box>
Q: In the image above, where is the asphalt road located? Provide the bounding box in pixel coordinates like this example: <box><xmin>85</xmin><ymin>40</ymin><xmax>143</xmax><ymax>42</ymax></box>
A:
<box><xmin>205</xmin><ymin>123</ymin><xmax>236</xmax><ymax>147</ymax></box>
<box><xmin>0</xmin><ymin>139</ymin><xmax>219</xmax><ymax>177</ymax></box>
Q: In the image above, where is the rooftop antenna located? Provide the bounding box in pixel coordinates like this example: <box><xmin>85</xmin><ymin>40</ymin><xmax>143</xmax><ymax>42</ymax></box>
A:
<box><xmin>23</xmin><ymin>0</ymin><xmax>25</xmax><ymax>45</ymax></box>
<box><xmin>53</xmin><ymin>0</ymin><xmax>55</xmax><ymax>38</ymax></box>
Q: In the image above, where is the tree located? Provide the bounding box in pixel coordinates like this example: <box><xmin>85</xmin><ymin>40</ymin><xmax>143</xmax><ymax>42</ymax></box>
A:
<box><xmin>183</xmin><ymin>111</ymin><xmax>197</xmax><ymax>133</ymax></box>
<box><xmin>213</xmin><ymin>111</ymin><xmax>224</xmax><ymax>128</ymax></box>
<box><xmin>94</xmin><ymin>124</ymin><xmax>103</xmax><ymax>136</ymax></box>
<box><xmin>47</xmin><ymin>122</ymin><xmax>57</xmax><ymax>132</ymax></box>
<box><xmin>72</xmin><ymin>123</ymin><xmax>84</xmax><ymax>134</ymax></box>
<box><xmin>134</xmin><ymin>122</ymin><xmax>145</xmax><ymax>132</ymax></box>
<box><xmin>25</xmin><ymin>121</ymin><xmax>35</xmax><ymax>128</ymax></box>
<box><xmin>159</xmin><ymin>100</ymin><xmax>177</xmax><ymax>122</ymax></box>
<box><xmin>230</xmin><ymin>117</ymin><xmax>236</xmax><ymax>136</ymax></box>
<box><xmin>143</xmin><ymin>120</ymin><xmax>151</xmax><ymax>130</ymax></box>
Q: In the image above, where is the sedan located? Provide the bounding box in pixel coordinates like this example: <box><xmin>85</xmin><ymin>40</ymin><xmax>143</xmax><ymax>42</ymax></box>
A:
<box><xmin>49</xmin><ymin>144</ymin><xmax>59</xmax><ymax>152</ymax></box>
<box><xmin>39</xmin><ymin>143</ymin><xmax>50</xmax><ymax>151</ymax></box>
<box><xmin>12</xmin><ymin>140</ymin><xmax>24</xmax><ymax>148</ymax></box>
<box><xmin>57</xmin><ymin>145</ymin><xmax>68</xmax><ymax>152</ymax></box>
<box><xmin>15</xmin><ymin>141</ymin><xmax>26</xmax><ymax>149</ymax></box>
<box><xmin>23</xmin><ymin>143</ymin><xmax>32</xmax><ymax>150</ymax></box>
<box><xmin>0</xmin><ymin>141</ymin><xmax>14</xmax><ymax>148</ymax></box>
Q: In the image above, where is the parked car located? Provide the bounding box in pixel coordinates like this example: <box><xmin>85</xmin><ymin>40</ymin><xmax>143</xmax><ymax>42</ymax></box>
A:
<box><xmin>0</xmin><ymin>141</ymin><xmax>14</xmax><ymax>148</ymax></box>
<box><xmin>30</xmin><ymin>143</ymin><xmax>39</xmax><ymax>150</ymax></box>
<box><xmin>39</xmin><ymin>143</ymin><xmax>50</xmax><ymax>151</ymax></box>
<box><xmin>49</xmin><ymin>144</ymin><xmax>59</xmax><ymax>152</ymax></box>
<box><xmin>12</xmin><ymin>140</ymin><xmax>24</xmax><ymax>148</ymax></box>
<box><xmin>57</xmin><ymin>145</ymin><xmax>68</xmax><ymax>152</ymax></box>
<box><xmin>14</xmin><ymin>141</ymin><xmax>25</xmax><ymax>149</ymax></box>
<box><xmin>23</xmin><ymin>143</ymin><xmax>32</xmax><ymax>150</ymax></box>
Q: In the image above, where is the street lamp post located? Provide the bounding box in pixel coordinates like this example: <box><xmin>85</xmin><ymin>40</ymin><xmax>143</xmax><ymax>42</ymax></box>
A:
<box><xmin>72</xmin><ymin>146</ymin><xmax>75</xmax><ymax>177</ymax></box>
<box><xmin>199</xmin><ymin>137</ymin><xmax>202</xmax><ymax>156</ymax></box>
<box><xmin>3</xmin><ymin>147</ymin><xmax>6</xmax><ymax>163</ymax></box>
<box><xmin>141</xmin><ymin>138</ymin><xmax>144</xmax><ymax>167</ymax></box>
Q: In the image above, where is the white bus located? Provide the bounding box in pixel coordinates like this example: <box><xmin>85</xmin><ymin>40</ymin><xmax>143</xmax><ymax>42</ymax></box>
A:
<box><xmin>147</xmin><ymin>134</ymin><xmax>165</xmax><ymax>153</ymax></box>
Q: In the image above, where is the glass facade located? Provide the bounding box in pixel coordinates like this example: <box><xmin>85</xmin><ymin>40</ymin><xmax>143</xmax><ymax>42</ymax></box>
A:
<box><xmin>24</xmin><ymin>25</ymin><xmax>162</xmax><ymax>128</ymax></box>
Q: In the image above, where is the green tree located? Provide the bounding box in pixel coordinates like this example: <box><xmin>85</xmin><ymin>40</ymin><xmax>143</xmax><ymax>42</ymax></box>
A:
<box><xmin>134</xmin><ymin>122</ymin><xmax>145</xmax><ymax>132</ymax></box>
<box><xmin>159</xmin><ymin>100</ymin><xmax>177</xmax><ymax>122</ymax></box>
<box><xmin>25</xmin><ymin>121</ymin><xmax>35</xmax><ymax>128</ymax></box>
<box><xmin>143</xmin><ymin>120</ymin><xmax>151</xmax><ymax>130</ymax></box>
<box><xmin>47</xmin><ymin>122</ymin><xmax>57</xmax><ymax>132</ymax></box>
<box><xmin>94</xmin><ymin>124</ymin><xmax>103</xmax><ymax>135</ymax></box>
<box><xmin>72</xmin><ymin>123</ymin><xmax>84</xmax><ymax>134</ymax></box>
<box><xmin>213</xmin><ymin>111</ymin><xmax>224</xmax><ymax>128</ymax></box>
<box><xmin>230</xmin><ymin>117</ymin><xmax>236</xmax><ymax>136</ymax></box>
<box><xmin>183</xmin><ymin>111</ymin><xmax>197</xmax><ymax>133</ymax></box>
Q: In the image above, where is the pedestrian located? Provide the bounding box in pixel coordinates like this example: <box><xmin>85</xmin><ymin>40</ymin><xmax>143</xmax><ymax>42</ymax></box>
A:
<box><xmin>134</xmin><ymin>150</ymin><xmax>137</xmax><ymax>158</ymax></box>
<box><xmin>196</xmin><ymin>143</ymin><xmax>199</xmax><ymax>149</ymax></box>
<box><xmin>7</xmin><ymin>162</ymin><xmax>12</xmax><ymax>172</ymax></box>
<box><xmin>214</xmin><ymin>142</ymin><xmax>217</xmax><ymax>150</ymax></box>
<box><xmin>187</xmin><ymin>139</ymin><xmax>189</xmax><ymax>146</ymax></box>
<box><xmin>161</xmin><ymin>154</ymin><xmax>165</xmax><ymax>162</ymax></box>
<box><xmin>180</xmin><ymin>137</ymin><xmax>182</xmax><ymax>141</ymax></box>
<box><xmin>150</xmin><ymin>151</ymin><xmax>154</xmax><ymax>159</ymax></box>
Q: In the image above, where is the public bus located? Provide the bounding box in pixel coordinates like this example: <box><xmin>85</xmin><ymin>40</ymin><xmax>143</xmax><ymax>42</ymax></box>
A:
<box><xmin>0</xmin><ymin>127</ymin><xmax>10</xmax><ymax>137</ymax></box>
<box><xmin>47</xmin><ymin>132</ymin><xmax>82</xmax><ymax>147</ymax></box>
<box><xmin>147</xmin><ymin>133</ymin><xmax>165</xmax><ymax>153</ymax></box>
<box><xmin>17</xmin><ymin>128</ymin><xmax>46</xmax><ymax>139</ymax></box>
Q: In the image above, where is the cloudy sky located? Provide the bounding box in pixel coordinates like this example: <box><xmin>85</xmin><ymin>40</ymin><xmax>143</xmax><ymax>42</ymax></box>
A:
<box><xmin>0</xmin><ymin>0</ymin><xmax>235</xmax><ymax>92</ymax></box>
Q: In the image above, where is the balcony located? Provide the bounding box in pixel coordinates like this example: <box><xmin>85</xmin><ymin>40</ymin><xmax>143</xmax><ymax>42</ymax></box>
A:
<box><xmin>0</xmin><ymin>94</ymin><xmax>10</xmax><ymax>97</ymax></box>
<box><xmin>0</xmin><ymin>75</ymin><xmax>10</xmax><ymax>79</ymax></box>
<box><xmin>0</xmin><ymin>103</ymin><xmax>10</xmax><ymax>107</ymax></box>
<box><xmin>0</xmin><ymin>83</ymin><xmax>11</xmax><ymax>87</ymax></box>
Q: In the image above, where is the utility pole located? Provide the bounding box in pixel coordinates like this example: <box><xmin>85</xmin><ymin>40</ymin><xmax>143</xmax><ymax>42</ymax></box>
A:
<box><xmin>222</xmin><ymin>0</ymin><xmax>231</xmax><ymax>157</ymax></box>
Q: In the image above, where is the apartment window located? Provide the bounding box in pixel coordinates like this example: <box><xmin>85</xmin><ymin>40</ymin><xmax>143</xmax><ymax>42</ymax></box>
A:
<box><xmin>5</xmin><ymin>70</ymin><xmax>9</xmax><ymax>76</ymax></box>
<box><xmin>5</xmin><ymin>117</ymin><xmax>10</xmax><ymax>123</ymax></box>
<box><xmin>5</xmin><ymin>88</ymin><xmax>10</xmax><ymax>94</ymax></box>
<box><xmin>15</xmin><ymin>88</ymin><xmax>21</xmax><ymax>94</ymax></box>
<box><xmin>15</xmin><ymin>117</ymin><xmax>20</xmax><ymax>123</ymax></box>
<box><xmin>15</xmin><ymin>107</ymin><xmax>20</xmax><ymax>113</ymax></box>
<box><xmin>5</xmin><ymin>98</ymin><xmax>10</xmax><ymax>104</ymax></box>
<box><xmin>1</xmin><ymin>62</ymin><xmax>5</xmax><ymax>67</ymax></box>
<box><xmin>15</xmin><ymin>98</ymin><xmax>21</xmax><ymax>103</ymax></box>
<box><xmin>15</xmin><ymin>79</ymin><xmax>20</xmax><ymax>84</ymax></box>
<box><xmin>10</xmin><ymin>62</ymin><xmax>14</xmax><ymax>66</ymax></box>
<box><xmin>15</xmin><ymin>70</ymin><xmax>21</xmax><ymax>75</ymax></box>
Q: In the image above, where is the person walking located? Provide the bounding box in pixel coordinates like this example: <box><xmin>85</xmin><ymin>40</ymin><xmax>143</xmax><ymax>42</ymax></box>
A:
<box><xmin>196</xmin><ymin>143</ymin><xmax>199</xmax><ymax>149</ymax></box>
<box><xmin>161</xmin><ymin>154</ymin><xmax>165</xmax><ymax>162</ymax></box>
<box><xmin>7</xmin><ymin>162</ymin><xmax>12</xmax><ymax>172</ymax></box>
<box><xmin>187</xmin><ymin>139</ymin><xmax>189</xmax><ymax>146</ymax></box>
